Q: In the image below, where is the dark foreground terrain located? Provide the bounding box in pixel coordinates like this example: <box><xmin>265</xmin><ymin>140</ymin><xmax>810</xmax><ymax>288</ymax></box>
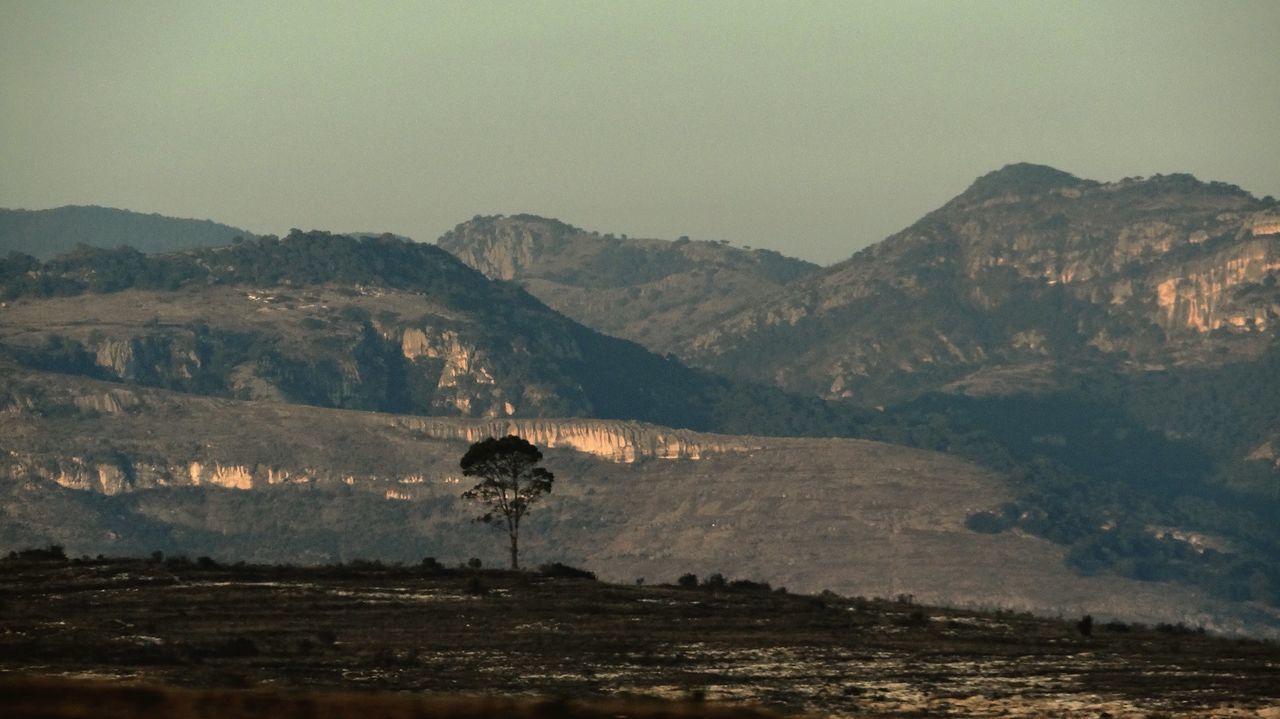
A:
<box><xmin>1</xmin><ymin>557</ymin><xmax>1278</xmax><ymax>718</ymax></box>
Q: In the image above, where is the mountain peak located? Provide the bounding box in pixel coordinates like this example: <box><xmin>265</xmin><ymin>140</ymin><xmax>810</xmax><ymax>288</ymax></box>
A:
<box><xmin>954</xmin><ymin>163</ymin><xmax>1092</xmax><ymax>205</ymax></box>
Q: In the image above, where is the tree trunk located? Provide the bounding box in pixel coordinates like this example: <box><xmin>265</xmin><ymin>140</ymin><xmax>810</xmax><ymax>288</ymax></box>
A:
<box><xmin>509</xmin><ymin>531</ymin><xmax>519</xmax><ymax>570</ymax></box>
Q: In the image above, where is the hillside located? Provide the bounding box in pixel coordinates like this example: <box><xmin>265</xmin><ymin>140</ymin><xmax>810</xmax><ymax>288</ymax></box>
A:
<box><xmin>427</xmin><ymin>173</ymin><xmax>1280</xmax><ymax>611</ymax></box>
<box><xmin>0</xmin><ymin>205</ymin><xmax>255</xmax><ymax>258</ymax></box>
<box><xmin>437</xmin><ymin>215</ymin><xmax>818</xmax><ymax>355</ymax></box>
<box><xmin>1</xmin><ymin>364</ymin><xmax>1275</xmax><ymax>636</ymax></box>
<box><xmin>673</xmin><ymin>165</ymin><xmax>1280</xmax><ymax>509</ymax></box>
<box><xmin>684</xmin><ymin>164</ymin><xmax>1280</xmax><ymax>404</ymax></box>
<box><xmin>0</xmin><ymin>232</ymin><xmax>858</xmax><ymax>435</ymax></box>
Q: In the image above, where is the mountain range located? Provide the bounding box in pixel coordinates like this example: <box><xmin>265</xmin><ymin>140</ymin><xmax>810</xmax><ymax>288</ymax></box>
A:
<box><xmin>3</xmin><ymin>163</ymin><xmax>1279</xmax><ymax>632</ymax></box>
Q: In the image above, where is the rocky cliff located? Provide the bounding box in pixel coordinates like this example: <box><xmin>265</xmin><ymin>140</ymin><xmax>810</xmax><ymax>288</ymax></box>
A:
<box><xmin>394</xmin><ymin>416</ymin><xmax>757</xmax><ymax>464</ymax></box>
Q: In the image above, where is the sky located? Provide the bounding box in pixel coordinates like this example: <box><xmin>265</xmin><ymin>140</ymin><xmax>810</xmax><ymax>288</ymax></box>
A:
<box><xmin>2</xmin><ymin>1</ymin><xmax>1278</xmax><ymax>265</ymax></box>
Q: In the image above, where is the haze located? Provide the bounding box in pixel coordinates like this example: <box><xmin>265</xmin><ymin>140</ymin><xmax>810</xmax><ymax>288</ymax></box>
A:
<box><xmin>2</xmin><ymin>0</ymin><xmax>1278</xmax><ymax>264</ymax></box>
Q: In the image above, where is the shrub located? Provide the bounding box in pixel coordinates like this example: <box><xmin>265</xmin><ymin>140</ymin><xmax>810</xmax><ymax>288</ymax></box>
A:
<box><xmin>9</xmin><ymin>545</ymin><xmax>67</xmax><ymax>562</ymax></box>
<box><xmin>676</xmin><ymin>573</ymin><xmax>698</xmax><ymax>589</ymax></box>
<box><xmin>965</xmin><ymin>510</ymin><xmax>1013</xmax><ymax>534</ymax></box>
<box><xmin>702</xmin><ymin>573</ymin><xmax>727</xmax><ymax>590</ymax></box>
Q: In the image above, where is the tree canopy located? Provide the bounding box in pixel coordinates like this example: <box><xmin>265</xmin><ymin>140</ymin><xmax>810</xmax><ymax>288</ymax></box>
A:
<box><xmin>460</xmin><ymin>435</ymin><xmax>554</xmax><ymax>570</ymax></box>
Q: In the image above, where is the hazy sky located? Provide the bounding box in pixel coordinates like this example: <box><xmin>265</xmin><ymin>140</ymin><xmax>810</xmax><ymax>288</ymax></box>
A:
<box><xmin>2</xmin><ymin>1</ymin><xmax>1278</xmax><ymax>264</ymax></box>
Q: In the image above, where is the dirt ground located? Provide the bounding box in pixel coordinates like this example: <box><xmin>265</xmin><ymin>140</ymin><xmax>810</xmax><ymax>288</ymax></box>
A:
<box><xmin>1</xmin><ymin>558</ymin><xmax>1278</xmax><ymax>717</ymax></box>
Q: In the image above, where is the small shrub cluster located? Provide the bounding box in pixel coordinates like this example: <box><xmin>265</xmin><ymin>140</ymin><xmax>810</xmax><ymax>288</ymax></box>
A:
<box><xmin>674</xmin><ymin>572</ymin><xmax>773</xmax><ymax>592</ymax></box>
<box><xmin>5</xmin><ymin>545</ymin><xmax>67</xmax><ymax>562</ymax></box>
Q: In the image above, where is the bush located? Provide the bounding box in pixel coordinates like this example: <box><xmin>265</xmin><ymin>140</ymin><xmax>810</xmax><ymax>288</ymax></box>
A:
<box><xmin>676</xmin><ymin>573</ymin><xmax>698</xmax><ymax>589</ymax></box>
<box><xmin>965</xmin><ymin>511</ymin><xmax>1013</xmax><ymax>534</ymax></box>
<box><xmin>8</xmin><ymin>545</ymin><xmax>67</xmax><ymax>562</ymax></box>
<box><xmin>702</xmin><ymin>573</ymin><xmax>727</xmax><ymax>590</ymax></box>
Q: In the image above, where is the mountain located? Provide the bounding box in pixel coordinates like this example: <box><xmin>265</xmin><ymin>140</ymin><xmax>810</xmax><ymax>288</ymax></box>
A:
<box><xmin>0</xmin><ymin>231</ymin><xmax>866</xmax><ymax>436</ymax></box>
<box><xmin>0</xmin><ymin>205</ymin><xmax>256</xmax><ymax>258</ymax></box>
<box><xmin>683</xmin><ymin>164</ymin><xmax>1280</xmax><ymax>404</ymax></box>
<box><xmin>3</xmin><ymin>362</ymin><xmax>1273</xmax><ymax>636</ymax></box>
<box><xmin>437</xmin><ymin>214</ymin><xmax>818</xmax><ymax>355</ymax></box>
<box><xmin>3</xmin><ymin>200</ymin><xmax>1278</xmax><ymax>626</ymax></box>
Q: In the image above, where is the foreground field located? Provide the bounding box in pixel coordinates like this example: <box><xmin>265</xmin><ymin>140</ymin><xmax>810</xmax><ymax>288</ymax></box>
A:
<box><xmin>1</xmin><ymin>558</ymin><xmax>1278</xmax><ymax>717</ymax></box>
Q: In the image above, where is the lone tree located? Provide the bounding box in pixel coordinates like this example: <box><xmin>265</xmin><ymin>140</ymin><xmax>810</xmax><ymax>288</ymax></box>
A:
<box><xmin>460</xmin><ymin>435</ymin><xmax>555</xmax><ymax>570</ymax></box>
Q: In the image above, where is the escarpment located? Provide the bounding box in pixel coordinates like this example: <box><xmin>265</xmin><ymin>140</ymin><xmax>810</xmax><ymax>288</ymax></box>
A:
<box><xmin>394</xmin><ymin>417</ymin><xmax>757</xmax><ymax>464</ymax></box>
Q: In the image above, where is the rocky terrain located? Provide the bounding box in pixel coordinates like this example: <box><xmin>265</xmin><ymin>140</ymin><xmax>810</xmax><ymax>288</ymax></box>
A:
<box><xmin>1</xmin><ymin>559</ymin><xmax>1278</xmax><ymax>718</ymax></box>
<box><xmin>437</xmin><ymin>215</ymin><xmax>817</xmax><ymax>356</ymax></box>
<box><xmin>0</xmin><ymin>205</ymin><xmax>254</xmax><ymax>258</ymax></box>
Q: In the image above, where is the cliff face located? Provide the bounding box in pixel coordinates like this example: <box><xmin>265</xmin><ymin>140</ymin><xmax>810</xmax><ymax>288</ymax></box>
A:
<box><xmin>1152</xmin><ymin>238</ymin><xmax>1280</xmax><ymax>333</ymax></box>
<box><xmin>394</xmin><ymin>417</ymin><xmax>756</xmax><ymax>464</ymax></box>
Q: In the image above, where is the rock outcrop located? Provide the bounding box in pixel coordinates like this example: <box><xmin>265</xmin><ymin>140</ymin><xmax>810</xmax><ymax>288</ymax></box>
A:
<box><xmin>394</xmin><ymin>417</ymin><xmax>757</xmax><ymax>464</ymax></box>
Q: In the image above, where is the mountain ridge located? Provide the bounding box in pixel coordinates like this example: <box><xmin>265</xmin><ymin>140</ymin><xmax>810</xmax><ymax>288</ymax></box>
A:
<box><xmin>436</xmin><ymin>214</ymin><xmax>819</xmax><ymax>355</ymax></box>
<box><xmin>0</xmin><ymin>205</ymin><xmax>256</xmax><ymax>259</ymax></box>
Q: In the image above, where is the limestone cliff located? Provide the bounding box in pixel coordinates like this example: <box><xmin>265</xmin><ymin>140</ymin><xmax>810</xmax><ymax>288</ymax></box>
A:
<box><xmin>1152</xmin><ymin>237</ymin><xmax>1280</xmax><ymax>333</ymax></box>
<box><xmin>394</xmin><ymin>417</ymin><xmax>757</xmax><ymax>464</ymax></box>
<box><xmin>0</xmin><ymin>369</ymin><xmax>755</xmax><ymax>500</ymax></box>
